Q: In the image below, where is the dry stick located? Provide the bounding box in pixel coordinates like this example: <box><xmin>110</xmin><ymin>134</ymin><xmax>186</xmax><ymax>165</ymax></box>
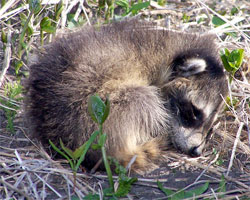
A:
<box><xmin>0</xmin><ymin>4</ymin><xmax>29</xmax><ymax>21</ymax></box>
<box><xmin>61</xmin><ymin>0</ymin><xmax>69</xmax><ymax>28</ymax></box>
<box><xmin>186</xmin><ymin>189</ymin><xmax>250</xmax><ymax>200</ymax></box>
<box><xmin>81</xmin><ymin>0</ymin><xmax>91</xmax><ymax>25</ymax></box>
<box><xmin>211</xmin><ymin>188</ymin><xmax>218</xmax><ymax>200</ymax></box>
<box><xmin>39</xmin><ymin>147</ymin><xmax>94</xmax><ymax>194</ymax></box>
<box><xmin>61</xmin><ymin>0</ymin><xmax>80</xmax><ymax>27</ymax></box>
<box><xmin>0</xmin><ymin>28</ymin><xmax>11</xmax><ymax>88</ymax></box>
<box><xmin>34</xmin><ymin>173</ymin><xmax>62</xmax><ymax>198</ymax></box>
<box><xmin>226</xmin><ymin>122</ymin><xmax>244</xmax><ymax>176</ymax></box>
<box><xmin>15</xmin><ymin>150</ymin><xmax>40</xmax><ymax>199</ymax></box>
<box><xmin>0</xmin><ymin>177</ymin><xmax>31</xmax><ymax>200</ymax></box>
<box><xmin>194</xmin><ymin>153</ymin><xmax>220</xmax><ymax>183</ymax></box>
<box><xmin>61</xmin><ymin>174</ymin><xmax>85</xmax><ymax>199</ymax></box>
<box><xmin>0</xmin><ymin>0</ymin><xmax>20</xmax><ymax>19</ymax></box>
<box><xmin>73</xmin><ymin>1</ymin><xmax>82</xmax><ymax>21</ymax></box>
<box><xmin>195</xmin><ymin>0</ymin><xmax>250</xmax><ymax>42</ymax></box>
<box><xmin>168</xmin><ymin>152</ymin><xmax>250</xmax><ymax>190</ymax></box>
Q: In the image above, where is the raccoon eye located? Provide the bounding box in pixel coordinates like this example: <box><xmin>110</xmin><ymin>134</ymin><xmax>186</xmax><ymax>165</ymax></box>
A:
<box><xmin>178</xmin><ymin>102</ymin><xmax>204</xmax><ymax>128</ymax></box>
<box><xmin>169</xmin><ymin>96</ymin><xmax>204</xmax><ymax>128</ymax></box>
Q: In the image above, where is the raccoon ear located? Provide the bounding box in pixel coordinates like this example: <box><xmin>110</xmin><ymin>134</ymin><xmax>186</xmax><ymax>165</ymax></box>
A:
<box><xmin>173</xmin><ymin>58</ymin><xmax>207</xmax><ymax>77</ymax></box>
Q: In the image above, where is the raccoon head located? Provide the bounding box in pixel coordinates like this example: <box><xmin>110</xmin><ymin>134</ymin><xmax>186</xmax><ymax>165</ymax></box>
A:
<box><xmin>162</xmin><ymin>55</ymin><xmax>228</xmax><ymax>157</ymax></box>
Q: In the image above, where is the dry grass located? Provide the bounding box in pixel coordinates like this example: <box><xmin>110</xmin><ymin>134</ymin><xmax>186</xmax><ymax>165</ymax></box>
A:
<box><xmin>0</xmin><ymin>0</ymin><xmax>249</xmax><ymax>199</ymax></box>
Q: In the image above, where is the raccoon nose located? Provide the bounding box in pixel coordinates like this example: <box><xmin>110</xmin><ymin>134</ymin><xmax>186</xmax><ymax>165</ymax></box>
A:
<box><xmin>189</xmin><ymin>146</ymin><xmax>202</xmax><ymax>157</ymax></box>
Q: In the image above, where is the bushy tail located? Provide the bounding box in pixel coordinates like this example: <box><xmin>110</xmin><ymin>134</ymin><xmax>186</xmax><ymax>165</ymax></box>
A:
<box><xmin>114</xmin><ymin>137</ymin><xmax>170</xmax><ymax>173</ymax></box>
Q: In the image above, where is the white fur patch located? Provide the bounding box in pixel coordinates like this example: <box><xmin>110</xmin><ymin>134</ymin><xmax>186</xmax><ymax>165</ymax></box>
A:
<box><xmin>186</xmin><ymin>58</ymin><xmax>207</xmax><ymax>73</ymax></box>
<box><xmin>179</xmin><ymin>58</ymin><xmax>207</xmax><ymax>77</ymax></box>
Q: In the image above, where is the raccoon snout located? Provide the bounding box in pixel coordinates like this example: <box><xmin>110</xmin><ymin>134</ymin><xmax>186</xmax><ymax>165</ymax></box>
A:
<box><xmin>188</xmin><ymin>139</ymin><xmax>206</xmax><ymax>157</ymax></box>
<box><xmin>188</xmin><ymin>146</ymin><xmax>202</xmax><ymax>157</ymax></box>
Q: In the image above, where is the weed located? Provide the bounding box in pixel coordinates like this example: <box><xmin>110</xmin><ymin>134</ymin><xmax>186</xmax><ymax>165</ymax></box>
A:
<box><xmin>50</xmin><ymin>94</ymin><xmax>112</xmax><ymax>189</ymax></box>
<box><xmin>217</xmin><ymin>175</ymin><xmax>226</xmax><ymax>198</ymax></box>
<box><xmin>182</xmin><ymin>13</ymin><xmax>190</xmax><ymax>23</ymax></box>
<box><xmin>0</xmin><ymin>82</ymin><xmax>23</xmax><ymax>133</ymax></box>
<box><xmin>158</xmin><ymin>181</ymin><xmax>209</xmax><ymax>200</ymax></box>
<box><xmin>114</xmin><ymin>0</ymin><xmax>150</xmax><ymax>17</ymax></box>
<box><xmin>50</xmin><ymin>94</ymin><xmax>137</xmax><ymax>198</ymax></box>
<box><xmin>220</xmin><ymin>48</ymin><xmax>244</xmax><ymax>82</ymax></box>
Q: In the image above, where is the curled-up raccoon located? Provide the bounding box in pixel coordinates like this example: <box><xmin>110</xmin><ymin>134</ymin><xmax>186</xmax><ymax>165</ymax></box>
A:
<box><xmin>25</xmin><ymin>20</ymin><xmax>228</xmax><ymax>172</ymax></box>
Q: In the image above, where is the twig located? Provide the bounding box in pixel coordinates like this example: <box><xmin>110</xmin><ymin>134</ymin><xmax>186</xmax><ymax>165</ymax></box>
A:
<box><xmin>35</xmin><ymin>173</ymin><xmax>62</xmax><ymax>198</ymax></box>
<box><xmin>0</xmin><ymin>177</ymin><xmax>31</xmax><ymax>200</ymax></box>
<box><xmin>0</xmin><ymin>4</ymin><xmax>29</xmax><ymax>21</ymax></box>
<box><xmin>226</xmin><ymin>122</ymin><xmax>244</xmax><ymax>176</ymax></box>
<box><xmin>0</xmin><ymin>0</ymin><xmax>20</xmax><ymax>19</ymax></box>
<box><xmin>195</xmin><ymin>0</ymin><xmax>250</xmax><ymax>42</ymax></box>
<box><xmin>39</xmin><ymin>147</ymin><xmax>94</xmax><ymax>194</ymax></box>
<box><xmin>194</xmin><ymin>153</ymin><xmax>220</xmax><ymax>182</ymax></box>
<box><xmin>0</xmin><ymin>28</ymin><xmax>11</xmax><ymax>88</ymax></box>
<box><xmin>61</xmin><ymin>0</ymin><xmax>69</xmax><ymax>28</ymax></box>
<box><xmin>81</xmin><ymin>0</ymin><xmax>91</xmax><ymax>25</ymax></box>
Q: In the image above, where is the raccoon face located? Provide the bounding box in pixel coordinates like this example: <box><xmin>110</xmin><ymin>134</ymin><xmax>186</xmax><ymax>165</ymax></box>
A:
<box><xmin>162</xmin><ymin>55</ymin><xmax>227</xmax><ymax>157</ymax></box>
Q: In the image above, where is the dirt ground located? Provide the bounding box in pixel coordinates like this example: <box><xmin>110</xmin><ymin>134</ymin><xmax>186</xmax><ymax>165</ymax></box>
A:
<box><xmin>0</xmin><ymin>115</ymin><xmax>250</xmax><ymax>199</ymax></box>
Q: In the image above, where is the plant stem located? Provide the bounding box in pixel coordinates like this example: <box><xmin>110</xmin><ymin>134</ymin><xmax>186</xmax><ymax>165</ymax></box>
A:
<box><xmin>18</xmin><ymin>9</ymin><xmax>34</xmax><ymax>58</ymax></box>
<box><xmin>99</xmin><ymin>124</ymin><xmax>114</xmax><ymax>191</ymax></box>
<box><xmin>40</xmin><ymin>30</ymin><xmax>44</xmax><ymax>46</ymax></box>
<box><xmin>101</xmin><ymin>146</ymin><xmax>114</xmax><ymax>191</ymax></box>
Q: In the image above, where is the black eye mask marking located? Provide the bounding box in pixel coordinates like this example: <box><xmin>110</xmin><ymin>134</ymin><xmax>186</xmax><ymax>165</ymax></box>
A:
<box><xmin>169</xmin><ymin>96</ymin><xmax>204</xmax><ymax>128</ymax></box>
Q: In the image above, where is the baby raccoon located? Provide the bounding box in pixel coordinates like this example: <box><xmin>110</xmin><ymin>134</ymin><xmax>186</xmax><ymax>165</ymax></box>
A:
<box><xmin>25</xmin><ymin>20</ymin><xmax>228</xmax><ymax>172</ymax></box>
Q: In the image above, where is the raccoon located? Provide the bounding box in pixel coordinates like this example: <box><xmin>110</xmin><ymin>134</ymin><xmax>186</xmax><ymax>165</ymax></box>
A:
<box><xmin>25</xmin><ymin>20</ymin><xmax>228</xmax><ymax>172</ymax></box>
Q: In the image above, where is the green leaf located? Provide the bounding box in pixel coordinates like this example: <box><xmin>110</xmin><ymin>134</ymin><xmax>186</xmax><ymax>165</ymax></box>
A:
<box><xmin>99</xmin><ymin>0</ymin><xmax>105</xmax><ymax>8</ymax></box>
<box><xmin>220</xmin><ymin>48</ymin><xmax>244</xmax><ymax>75</ymax></box>
<box><xmin>76</xmin><ymin>130</ymin><xmax>100</xmax><ymax>170</ymax></box>
<box><xmin>102</xmin><ymin>97</ymin><xmax>110</xmax><ymax>123</ymax></box>
<box><xmin>129</xmin><ymin>1</ymin><xmax>150</xmax><ymax>15</ymax></box>
<box><xmin>40</xmin><ymin>17</ymin><xmax>51</xmax><ymax>28</ymax></box>
<box><xmin>173</xmin><ymin>190</ymin><xmax>185</xmax><ymax>200</ymax></box>
<box><xmin>29</xmin><ymin>0</ymin><xmax>41</xmax><ymax>15</ymax></box>
<box><xmin>59</xmin><ymin>139</ymin><xmax>74</xmax><ymax>158</ymax></box>
<box><xmin>55</xmin><ymin>1</ymin><xmax>64</xmax><ymax>21</ymax></box>
<box><xmin>219</xmin><ymin>175</ymin><xmax>226</xmax><ymax>193</ymax></box>
<box><xmin>20</xmin><ymin>13</ymin><xmax>27</xmax><ymax>25</ymax></box>
<box><xmin>15</xmin><ymin>60</ymin><xmax>23</xmax><ymax>75</ymax></box>
<box><xmin>157</xmin><ymin>0</ymin><xmax>166</xmax><ymax>6</ymax></box>
<box><xmin>1</xmin><ymin>30</ymin><xmax>7</xmax><ymax>43</ymax></box>
<box><xmin>98</xmin><ymin>133</ymin><xmax>107</xmax><ymax>147</ymax></box>
<box><xmin>235</xmin><ymin>49</ymin><xmax>244</xmax><ymax>68</ymax></box>
<box><xmin>220</xmin><ymin>53</ymin><xmax>232</xmax><ymax>72</ymax></box>
<box><xmin>157</xmin><ymin>181</ymin><xmax>175</xmax><ymax>196</ymax></box>
<box><xmin>42</xmin><ymin>26</ymin><xmax>56</xmax><ymax>34</ymax></box>
<box><xmin>49</xmin><ymin>140</ymin><xmax>74</xmax><ymax>169</ymax></box>
<box><xmin>106</xmin><ymin>0</ymin><xmax>114</xmax><ymax>7</ymax></box>
<box><xmin>115</xmin><ymin>0</ymin><xmax>129</xmax><ymax>13</ymax></box>
<box><xmin>212</xmin><ymin>16</ymin><xmax>226</xmax><ymax>27</ymax></box>
<box><xmin>83</xmin><ymin>193</ymin><xmax>100</xmax><ymax>200</ymax></box>
<box><xmin>231</xmin><ymin>7</ymin><xmax>239</xmax><ymax>15</ymax></box>
<box><xmin>115</xmin><ymin>177</ymin><xmax>137</xmax><ymax>197</ymax></box>
<box><xmin>27</xmin><ymin>25</ymin><xmax>34</xmax><ymax>36</ymax></box>
<box><xmin>72</xmin><ymin>142</ymin><xmax>87</xmax><ymax>160</ymax></box>
<box><xmin>184</xmin><ymin>182</ymin><xmax>209</xmax><ymax>198</ymax></box>
<box><xmin>40</xmin><ymin>17</ymin><xmax>56</xmax><ymax>33</ymax></box>
<box><xmin>182</xmin><ymin>13</ymin><xmax>190</xmax><ymax>23</ymax></box>
<box><xmin>91</xmin><ymin>143</ymin><xmax>102</xmax><ymax>150</ymax></box>
<box><xmin>103</xmin><ymin>187</ymin><xmax>116</xmax><ymax>197</ymax></box>
<box><xmin>88</xmin><ymin>95</ymin><xmax>107</xmax><ymax>124</ymax></box>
